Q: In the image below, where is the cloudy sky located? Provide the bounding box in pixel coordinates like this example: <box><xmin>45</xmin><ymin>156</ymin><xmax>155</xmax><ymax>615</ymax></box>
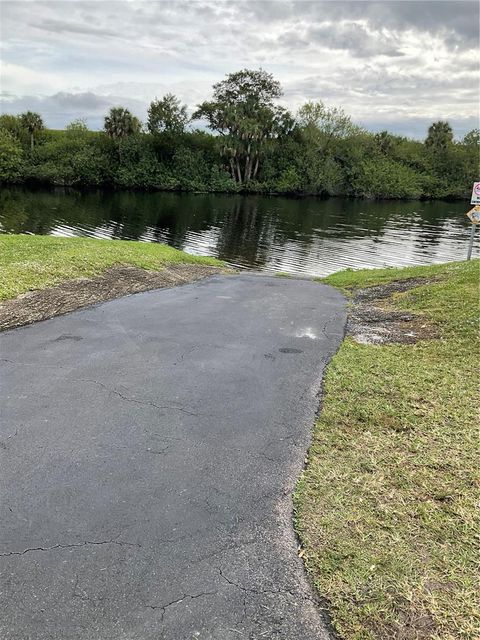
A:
<box><xmin>1</xmin><ymin>0</ymin><xmax>479</xmax><ymax>138</ymax></box>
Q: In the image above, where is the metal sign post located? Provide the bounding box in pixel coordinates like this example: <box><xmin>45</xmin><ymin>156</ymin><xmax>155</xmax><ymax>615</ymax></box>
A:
<box><xmin>467</xmin><ymin>224</ymin><xmax>476</xmax><ymax>260</ymax></box>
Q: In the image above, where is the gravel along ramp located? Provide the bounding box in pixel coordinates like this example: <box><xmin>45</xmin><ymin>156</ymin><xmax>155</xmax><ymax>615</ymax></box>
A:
<box><xmin>0</xmin><ymin>273</ymin><xmax>346</xmax><ymax>640</ymax></box>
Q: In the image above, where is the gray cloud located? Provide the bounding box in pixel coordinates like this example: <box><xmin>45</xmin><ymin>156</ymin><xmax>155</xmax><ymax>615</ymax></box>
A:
<box><xmin>358</xmin><ymin>115</ymin><xmax>479</xmax><ymax>140</ymax></box>
<box><xmin>0</xmin><ymin>0</ymin><xmax>478</xmax><ymax>137</ymax></box>
<box><xmin>49</xmin><ymin>92</ymin><xmax>114</xmax><ymax>109</ymax></box>
<box><xmin>289</xmin><ymin>1</ymin><xmax>479</xmax><ymax>41</ymax></box>
<box><xmin>33</xmin><ymin>18</ymin><xmax>119</xmax><ymax>38</ymax></box>
<box><xmin>364</xmin><ymin>1</ymin><xmax>479</xmax><ymax>41</ymax></box>
<box><xmin>0</xmin><ymin>91</ymin><xmax>146</xmax><ymax>129</ymax></box>
<box><xmin>305</xmin><ymin>22</ymin><xmax>404</xmax><ymax>57</ymax></box>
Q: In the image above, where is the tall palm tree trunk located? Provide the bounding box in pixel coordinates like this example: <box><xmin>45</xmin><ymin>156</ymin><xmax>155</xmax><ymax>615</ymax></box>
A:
<box><xmin>253</xmin><ymin>154</ymin><xmax>260</xmax><ymax>179</ymax></box>
<box><xmin>236</xmin><ymin>159</ymin><xmax>242</xmax><ymax>184</ymax></box>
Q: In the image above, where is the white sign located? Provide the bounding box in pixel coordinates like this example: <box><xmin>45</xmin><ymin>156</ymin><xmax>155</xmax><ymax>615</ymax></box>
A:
<box><xmin>471</xmin><ymin>182</ymin><xmax>480</xmax><ymax>205</ymax></box>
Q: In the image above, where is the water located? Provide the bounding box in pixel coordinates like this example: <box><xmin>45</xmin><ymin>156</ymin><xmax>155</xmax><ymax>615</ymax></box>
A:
<box><xmin>0</xmin><ymin>186</ymin><xmax>477</xmax><ymax>277</ymax></box>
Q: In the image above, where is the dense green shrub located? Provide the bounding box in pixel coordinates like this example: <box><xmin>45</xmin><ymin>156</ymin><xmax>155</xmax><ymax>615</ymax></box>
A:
<box><xmin>352</xmin><ymin>157</ymin><xmax>423</xmax><ymax>199</ymax></box>
<box><xmin>0</xmin><ymin>95</ymin><xmax>478</xmax><ymax>199</ymax></box>
<box><xmin>0</xmin><ymin>129</ymin><xmax>23</xmax><ymax>182</ymax></box>
<box><xmin>21</xmin><ymin>129</ymin><xmax>113</xmax><ymax>186</ymax></box>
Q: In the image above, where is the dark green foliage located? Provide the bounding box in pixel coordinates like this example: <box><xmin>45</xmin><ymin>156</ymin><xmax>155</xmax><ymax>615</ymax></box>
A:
<box><xmin>0</xmin><ymin>114</ymin><xmax>25</xmax><ymax>143</ymax></box>
<box><xmin>352</xmin><ymin>157</ymin><xmax>423</xmax><ymax>199</ymax></box>
<box><xmin>0</xmin><ymin>71</ymin><xmax>478</xmax><ymax>199</ymax></box>
<box><xmin>104</xmin><ymin>107</ymin><xmax>141</xmax><ymax>140</ymax></box>
<box><xmin>0</xmin><ymin>129</ymin><xmax>23</xmax><ymax>182</ymax></box>
<box><xmin>425</xmin><ymin>120</ymin><xmax>454</xmax><ymax>149</ymax></box>
<box><xmin>147</xmin><ymin>94</ymin><xmax>189</xmax><ymax>135</ymax></box>
<box><xmin>463</xmin><ymin>128</ymin><xmax>480</xmax><ymax>147</ymax></box>
<box><xmin>193</xmin><ymin>69</ymin><xmax>294</xmax><ymax>185</ymax></box>
<box><xmin>19</xmin><ymin>111</ymin><xmax>44</xmax><ymax>150</ymax></box>
<box><xmin>113</xmin><ymin>134</ymin><xmax>162</xmax><ymax>188</ymax></box>
<box><xmin>20</xmin><ymin>129</ymin><xmax>113</xmax><ymax>186</ymax></box>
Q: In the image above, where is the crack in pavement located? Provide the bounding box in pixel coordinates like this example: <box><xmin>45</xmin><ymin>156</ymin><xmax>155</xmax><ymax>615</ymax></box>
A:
<box><xmin>146</xmin><ymin>446</ymin><xmax>170</xmax><ymax>455</ymax></box>
<box><xmin>0</xmin><ymin>539</ymin><xmax>140</xmax><ymax>558</ymax></box>
<box><xmin>173</xmin><ymin>343</ymin><xmax>225</xmax><ymax>366</ymax></box>
<box><xmin>0</xmin><ymin>358</ymin><xmax>69</xmax><ymax>371</ymax></box>
<box><xmin>258</xmin><ymin>451</ymin><xmax>278</xmax><ymax>463</ymax></box>
<box><xmin>218</xmin><ymin>569</ymin><xmax>315</xmax><ymax>605</ymax></box>
<box><xmin>318</xmin><ymin>318</ymin><xmax>343</xmax><ymax>342</ymax></box>
<box><xmin>173</xmin><ymin>344</ymin><xmax>200</xmax><ymax>365</ymax></box>
<box><xmin>149</xmin><ymin>433</ymin><xmax>183</xmax><ymax>443</ymax></box>
<box><xmin>0</xmin><ymin>275</ymin><xmax>345</xmax><ymax>638</ymax></box>
<box><xmin>76</xmin><ymin>378</ymin><xmax>206</xmax><ymax>417</ymax></box>
<box><xmin>218</xmin><ymin>570</ymin><xmax>250</xmax><ymax>622</ymax></box>
<box><xmin>144</xmin><ymin>591</ymin><xmax>217</xmax><ymax>622</ymax></box>
<box><xmin>186</xmin><ymin>536</ymin><xmax>257</xmax><ymax>569</ymax></box>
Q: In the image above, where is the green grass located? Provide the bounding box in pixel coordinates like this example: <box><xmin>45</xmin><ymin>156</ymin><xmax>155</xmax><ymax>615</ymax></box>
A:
<box><xmin>321</xmin><ymin>261</ymin><xmax>472</xmax><ymax>291</ymax></box>
<box><xmin>0</xmin><ymin>234</ymin><xmax>223</xmax><ymax>300</ymax></box>
<box><xmin>295</xmin><ymin>259</ymin><xmax>480</xmax><ymax>640</ymax></box>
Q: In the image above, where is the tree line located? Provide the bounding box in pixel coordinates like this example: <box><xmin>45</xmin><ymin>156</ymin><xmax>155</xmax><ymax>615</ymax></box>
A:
<box><xmin>0</xmin><ymin>69</ymin><xmax>478</xmax><ymax>199</ymax></box>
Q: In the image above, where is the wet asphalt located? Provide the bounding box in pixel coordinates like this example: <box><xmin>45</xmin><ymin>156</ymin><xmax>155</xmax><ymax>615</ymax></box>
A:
<box><xmin>0</xmin><ymin>273</ymin><xmax>346</xmax><ymax>640</ymax></box>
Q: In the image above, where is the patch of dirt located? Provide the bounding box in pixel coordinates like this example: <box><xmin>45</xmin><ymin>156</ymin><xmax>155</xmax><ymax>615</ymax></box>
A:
<box><xmin>390</xmin><ymin>607</ymin><xmax>439</xmax><ymax>640</ymax></box>
<box><xmin>348</xmin><ymin>277</ymin><xmax>438</xmax><ymax>345</ymax></box>
<box><xmin>0</xmin><ymin>264</ymin><xmax>221</xmax><ymax>332</ymax></box>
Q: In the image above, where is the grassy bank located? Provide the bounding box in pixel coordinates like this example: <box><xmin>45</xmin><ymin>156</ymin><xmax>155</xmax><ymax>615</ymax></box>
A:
<box><xmin>295</xmin><ymin>260</ymin><xmax>479</xmax><ymax>639</ymax></box>
<box><xmin>0</xmin><ymin>234</ymin><xmax>222</xmax><ymax>300</ymax></box>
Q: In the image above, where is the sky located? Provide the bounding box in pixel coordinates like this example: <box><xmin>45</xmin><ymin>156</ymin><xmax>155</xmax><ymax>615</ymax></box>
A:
<box><xmin>1</xmin><ymin>0</ymin><xmax>479</xmax><ymax>139</ymax></box>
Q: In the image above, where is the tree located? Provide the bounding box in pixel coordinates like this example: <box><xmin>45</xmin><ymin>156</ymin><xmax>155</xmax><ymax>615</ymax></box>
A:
<box><xmin>352</xmin><ymin>155</ymin><xmax>422</xmax><ymax>199</ymax></box>
<box><xmin>0</xmin><ymin>114</ymin><xmax>23</xmax><ymax>139</ymax></box>
<box><xmin>374</xmin><ymin>130</ymin><xmax>396</xmax><ymax>155</ymax></box>
<box><xmin>65</xmin><ymin>119</ymin><xmax>89</xmax><ymax>146</ymax></box>
<box><xmin>462</xmin><ymin>128</ymin><xmax>480</xmax><ymax>147</ymax></box>
<box><xmin>19</xmin><ymin>111</ymin><xmax>44</xmax><ymax>150</ymax></box>
<box><xmin>104</xmin><ymin>107</ymin><xmax>141</xmax><ymax>162</ymax></box>
<box><xmin>0</xmin><ymin>129</ymin><xmax>23</xmax><ymax>181</ymax></box>
<box><xmin>425</xmin><ymin>121</ymin><xmax>453</xmax><ymax>149</ymax></box>
<box><xmin>193</xmin><ymin>69</ymin><xmax>294</xmax><ymax>184</ymax></box>
<box><xmin>297</xmin><ymin>101</ymin><xmax>358</xmax><ymax>152</ymax></box>
<box><xmin>66</xmin><ymin>118</ymin><xmax>88</xmax><ymax>132</ymax></box>
<box><xmin>147</xmin><ymin>94</ymin><xmax>188</xmax><ymax>135</ymax></box>
<box><xmin>104</xmin><ymin>107</ymin><xmax>141</xmax><ymax>140</ymax></box>
<box><xmin>294</xmin><ymin>101</ymin><xmax>359</xmax><ymax>193</ymax></box>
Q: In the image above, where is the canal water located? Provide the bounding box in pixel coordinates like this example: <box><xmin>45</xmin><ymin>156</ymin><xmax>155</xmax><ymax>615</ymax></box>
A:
<box><xmin>0</xmin><ymin>187</ymin><xmax>476</xmax><ymax>277</ymax></box>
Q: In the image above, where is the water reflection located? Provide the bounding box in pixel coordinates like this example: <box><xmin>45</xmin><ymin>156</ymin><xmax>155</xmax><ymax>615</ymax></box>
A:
<box><xmin>0</xmin><ymin>186</ymin><xmax>476</xmax><ymax>276</ymax></box>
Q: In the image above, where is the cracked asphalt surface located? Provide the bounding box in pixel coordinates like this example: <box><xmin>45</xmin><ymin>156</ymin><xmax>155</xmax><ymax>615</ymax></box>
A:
<box><xmin>0</xmin><ymin>273</ymin><xmax>346</xmax><ymax>640</ymax></box>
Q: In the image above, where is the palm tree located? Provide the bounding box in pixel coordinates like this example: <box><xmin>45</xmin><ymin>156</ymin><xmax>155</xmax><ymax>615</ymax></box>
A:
<box><xmin>104</xmin><ymin>107</ymin><xmax>141</xmax><ymax>162</ymax></box>
<box><xmin>375</xmin><ymin>130</ymin><xmax>394</xmax><ymax>154</ymax></box>
<box><xmin>104</xmin><ymin>107</ymin><xmax>140</xmax><ymax>140</ymax></box>
<box><xmin>20</xmin><ymin>111</ymin><xmax>44</xmax><ymax>150</ymax></box>
<box><xmin>425</xmin><ymin>121</ymin><xmax>453</xmax><ymax>150</ymax></box>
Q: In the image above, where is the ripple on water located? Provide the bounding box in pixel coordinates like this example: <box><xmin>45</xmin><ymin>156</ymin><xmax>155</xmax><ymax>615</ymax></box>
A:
<box><xmin>0</xmin><ymin>189</ymin><xmax>477</xmax><ymax>277</ymax></box>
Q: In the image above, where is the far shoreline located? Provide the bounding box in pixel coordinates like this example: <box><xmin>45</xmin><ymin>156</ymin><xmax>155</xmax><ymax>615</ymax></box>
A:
<box><xmin>1</xmin><ymin>181</ymin><xmax>469</xmax><ymax>203</ymax></box>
